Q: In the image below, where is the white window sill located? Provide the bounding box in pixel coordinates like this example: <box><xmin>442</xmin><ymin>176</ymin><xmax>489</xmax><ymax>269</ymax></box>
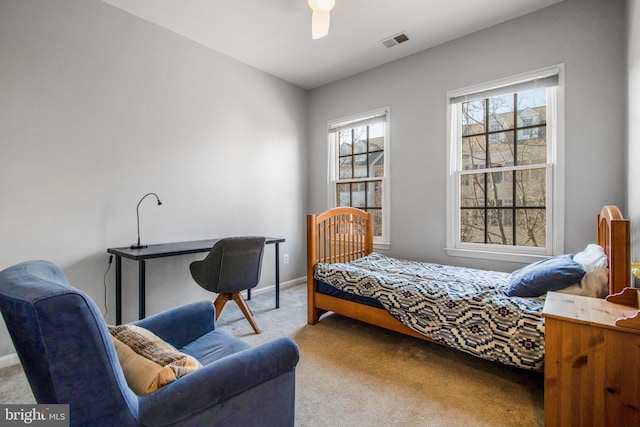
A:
<box><xmin>445</xmin><ymin>247</ymin><xmax>547</xmax><ymax>264</ymax></box>
<box><xmin>374</xmin><ymin>242</ymin><xmax>391</xmax><ymax>251</ymax></box>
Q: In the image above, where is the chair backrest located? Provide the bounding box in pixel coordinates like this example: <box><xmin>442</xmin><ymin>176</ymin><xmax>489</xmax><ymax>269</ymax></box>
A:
<box><xmin>0</xmin><ymin>260</ymin><xmax>139</xmax><ymax>426</ymax></box>
<box><xmin>190</xmin><ymin>237</ymin><xmax>266</xmax><ymax>294</ymax></box>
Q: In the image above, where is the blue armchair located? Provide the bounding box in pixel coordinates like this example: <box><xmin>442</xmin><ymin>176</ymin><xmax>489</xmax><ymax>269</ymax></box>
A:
<box><xmin>0</xmin><ymin>260</ymin><xmax>300</xmax><ymax>427</ymax></box>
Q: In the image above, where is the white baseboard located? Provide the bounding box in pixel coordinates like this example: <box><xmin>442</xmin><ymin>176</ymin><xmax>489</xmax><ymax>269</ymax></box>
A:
<box><xmin>244</xmin><ymin>276</ymin><xmax>305</xmax><ymax>298</ymax></box>
<box><xmin>0</xmin><ymin>353</ymin><xmax>19</xmax><ymax>369</ymax></box>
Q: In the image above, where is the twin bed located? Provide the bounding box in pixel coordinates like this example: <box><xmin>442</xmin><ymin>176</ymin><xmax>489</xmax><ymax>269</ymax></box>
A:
<box><xmin>306</xmin><ymin>206</ymin><xmax>631</xmax><ymax>371</ymax></box>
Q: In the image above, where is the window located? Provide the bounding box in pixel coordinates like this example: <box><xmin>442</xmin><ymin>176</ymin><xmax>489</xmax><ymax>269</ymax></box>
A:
<box><xmin>446</xmin><ymin>66</ymin><xmax>564</xmax><ymax>263</ymax></box>
<box><xmin>328</xmin><ymin>108</ymin><xmax>390</xmax><ymax>247</ymax></box>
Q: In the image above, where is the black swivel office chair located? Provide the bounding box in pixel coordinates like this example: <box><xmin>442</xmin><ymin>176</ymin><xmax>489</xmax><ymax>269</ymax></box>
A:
<box><xmin>190</xmin><ymin>236</ymin><xmax>266</xmax><ymax>334</ymax></box>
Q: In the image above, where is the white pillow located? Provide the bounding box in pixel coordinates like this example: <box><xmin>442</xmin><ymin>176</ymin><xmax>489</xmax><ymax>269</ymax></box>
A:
<box><xmin>558</xmin><ymin>244</ymin><xmax>608</xmax><ymax>298</ymax></box>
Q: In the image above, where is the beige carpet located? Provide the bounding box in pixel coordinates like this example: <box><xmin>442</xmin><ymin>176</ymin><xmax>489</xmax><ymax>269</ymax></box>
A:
<box><xmin>0</xmin><ymin>283</ymin><xmax>543</xmax><ymax>426</ymax></box>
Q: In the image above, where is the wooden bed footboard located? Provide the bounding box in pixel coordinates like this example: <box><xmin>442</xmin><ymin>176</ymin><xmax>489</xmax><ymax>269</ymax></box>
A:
<box><xmin>306</xmin><ymin>207</ymin><xmax>373</xmax><ymax>325</ymax></box>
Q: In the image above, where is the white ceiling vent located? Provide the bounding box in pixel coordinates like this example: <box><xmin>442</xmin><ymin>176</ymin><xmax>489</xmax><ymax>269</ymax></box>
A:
<box><xmin>381</xmin><ymin>33</ymin><xmax>409</xmax><ymax>48</ymax></box>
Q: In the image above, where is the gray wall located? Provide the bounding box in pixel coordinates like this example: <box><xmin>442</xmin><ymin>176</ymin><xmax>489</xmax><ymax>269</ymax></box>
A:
<box><xmin>308</xmin><ymin>0</ymin><xmax>627</xmax><ymax>272</ymax></box>
<box><xmin>0</xmin><ymin>0</ymin><xmax>308</xmax><ymax>357</ymax></box>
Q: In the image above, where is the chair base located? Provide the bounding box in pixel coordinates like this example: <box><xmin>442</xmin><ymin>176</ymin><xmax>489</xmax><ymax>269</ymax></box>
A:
<box><xmin>214</xmin><ymin>292</ymin><xmax>261</xmax><ymax>334</ymax></box>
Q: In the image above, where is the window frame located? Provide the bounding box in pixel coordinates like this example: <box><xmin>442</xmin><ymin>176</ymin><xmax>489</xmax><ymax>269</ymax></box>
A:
<box><xmin>445</xmin><ymin>65</ymin><xmax>565</xmax><ymax>263</ymax></box>
<box><xmin>328</xmin><ymin>107</ymin><xmax>391</xmax><ymax>249</ymax></box>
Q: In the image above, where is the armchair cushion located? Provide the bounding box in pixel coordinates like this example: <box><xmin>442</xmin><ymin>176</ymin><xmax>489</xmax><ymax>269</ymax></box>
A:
<box><xmin>109</xmin><ymin>324</ymin><xmax>202</xmax><ymax>379</ymax></box>
<box><xmin>110</xmin><ymin>336</ymin><xmax>175</xmax><ymax>395</ymax></box>
<box><xmin>180</xmin><ymin>329</ymin><xmax>251</xmax><ymax>366</ymax></box>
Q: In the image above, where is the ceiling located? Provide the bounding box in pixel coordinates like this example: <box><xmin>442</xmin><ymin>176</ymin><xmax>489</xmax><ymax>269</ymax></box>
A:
<box><xmin>101</xmin><ymin>0</ymin><xmax>563</xmax><ymax>90</ymax></box>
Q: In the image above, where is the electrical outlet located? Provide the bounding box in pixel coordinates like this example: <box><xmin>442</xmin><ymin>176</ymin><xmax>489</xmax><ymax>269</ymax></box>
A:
<box><xmin>283</xmin><ymin>254</ymin><xmax>289</xmax><ymax>264</ymax></box>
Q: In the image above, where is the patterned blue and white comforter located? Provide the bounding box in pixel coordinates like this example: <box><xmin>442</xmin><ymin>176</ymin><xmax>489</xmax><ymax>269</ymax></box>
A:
<box><xmin>314</xmin><ymin>253</ymin><xmax>545</xmax><ymax>370</ymax></box>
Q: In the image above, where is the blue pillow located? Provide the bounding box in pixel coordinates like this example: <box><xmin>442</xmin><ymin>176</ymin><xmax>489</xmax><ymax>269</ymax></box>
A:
<box><xmin>506</xmin><ymin>254</ymin><xmax>586</xmax><ymax>297</ymax></box>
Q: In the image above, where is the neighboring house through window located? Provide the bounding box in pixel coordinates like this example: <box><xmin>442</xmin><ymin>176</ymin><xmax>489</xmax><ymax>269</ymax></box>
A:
<box><xmin>446</xmin><ymin>66</ymin><xmax>564</xmax><ymax>263</ymax></box>
<box><xmin>328</xmin><ymin>108</ymin><xmax>390</xmax><ymax>248</ymax></box>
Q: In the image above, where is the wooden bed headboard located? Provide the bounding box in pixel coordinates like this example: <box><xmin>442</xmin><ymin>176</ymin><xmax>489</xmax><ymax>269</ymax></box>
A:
<box><xmin>598</xmin><ymin>205</ymin><xmax>631</xmax><ymax>295</ymax></box>
<box><xmin>307</xmin><ymin>205</ymin><xmax>631</xmax><ymax>296</ymax></box>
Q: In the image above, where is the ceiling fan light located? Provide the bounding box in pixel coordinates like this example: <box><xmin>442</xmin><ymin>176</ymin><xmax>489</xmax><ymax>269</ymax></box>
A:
<box><xmin>308</xmin><ymin>0</ymin><xmax>335</xmax><ymax>13</ymax></box>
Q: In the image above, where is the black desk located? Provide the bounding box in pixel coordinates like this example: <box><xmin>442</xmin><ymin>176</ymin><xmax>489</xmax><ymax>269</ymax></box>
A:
<box><xmin>107</xmin><ymin>237</ymin><xmax>285</xmax><ymax>324</ymax></box>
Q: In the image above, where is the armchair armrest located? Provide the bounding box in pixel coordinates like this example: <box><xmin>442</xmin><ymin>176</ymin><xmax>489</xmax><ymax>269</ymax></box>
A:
<box><xmin>133</xmin><ymin>300</ymin><xmax>216</xmax><ymax>348</ymax></box>
<box><xmin>138</xmin><ymin>336</ymin><xmax>300</xmax><ymax>426</ymax></box>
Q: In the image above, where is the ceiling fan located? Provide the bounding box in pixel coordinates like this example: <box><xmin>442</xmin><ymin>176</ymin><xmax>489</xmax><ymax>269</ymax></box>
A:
<box><xmin>308</xmin><ymin>0</ymin><xmax>336</xmax><ymax>39</ymax></box>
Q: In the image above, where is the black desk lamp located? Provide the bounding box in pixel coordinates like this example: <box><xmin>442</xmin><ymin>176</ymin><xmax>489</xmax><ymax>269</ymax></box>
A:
<box><xmin>131</xmin><ymin>192</ymin><xmax>162</xmax><ymax>249</ymax></box>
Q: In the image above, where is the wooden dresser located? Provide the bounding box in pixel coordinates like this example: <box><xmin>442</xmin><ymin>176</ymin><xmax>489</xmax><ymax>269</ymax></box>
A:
<box><xmin>542</xmin><ymin>291</ymin><xmax>640</xmax><ymax>427</ymax></box>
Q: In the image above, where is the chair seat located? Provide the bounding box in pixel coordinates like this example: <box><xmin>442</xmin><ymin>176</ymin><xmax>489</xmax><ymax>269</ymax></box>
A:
<box><xmin>180</xmin><ymin>329</ymin><xmax>250</xmax><ymax>366</ymax></box>
<box><xmin>190</xmin><ymin>237</ymin><xmax>267</xmax><ymax>334</ymax></box>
